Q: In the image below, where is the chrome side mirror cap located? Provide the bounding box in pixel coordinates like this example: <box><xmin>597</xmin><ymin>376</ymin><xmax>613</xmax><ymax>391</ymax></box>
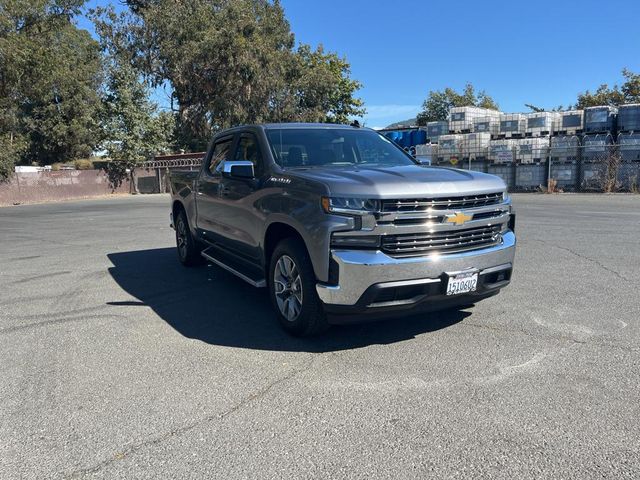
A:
<box><xmin>222</xmin><ymin>160</ymin><xmax>255</xmax><ymax>178</ymax></box>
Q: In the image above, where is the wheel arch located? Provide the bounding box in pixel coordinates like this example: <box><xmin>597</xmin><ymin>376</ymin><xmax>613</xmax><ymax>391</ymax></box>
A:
<box><xmin>172</xmin><ymin>199</ymin><xmax>186</xmax><ymax>220</ymax></box>
<box><xmin>264</xmin><ymin>222</ymin><xmax>308</xmax><ymax>271</ymax></box>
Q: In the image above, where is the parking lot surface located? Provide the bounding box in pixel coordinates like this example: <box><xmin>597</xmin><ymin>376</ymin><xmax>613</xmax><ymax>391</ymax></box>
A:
<box><xmin>1</xmin><ymin>193</ymin><xmax>639</xmax><ymax>479</ymax></box>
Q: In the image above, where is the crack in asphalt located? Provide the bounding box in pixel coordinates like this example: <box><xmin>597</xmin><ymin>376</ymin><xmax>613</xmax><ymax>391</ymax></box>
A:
<box><xmin>533</xmin><ymin>238</ymin><xmax>632</xmax><ymax>283</ymax></box>
<box><xmin>63</xmin><ymin>354</ymin><xmax>324</xmax><ymax>479</ymax></box>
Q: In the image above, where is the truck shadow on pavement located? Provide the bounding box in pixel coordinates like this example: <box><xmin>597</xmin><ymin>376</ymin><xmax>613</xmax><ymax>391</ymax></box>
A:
<box><xmin>107</xmin><ymin>248</ymin><xmax>471</xmax><ymax>352</ymax></box>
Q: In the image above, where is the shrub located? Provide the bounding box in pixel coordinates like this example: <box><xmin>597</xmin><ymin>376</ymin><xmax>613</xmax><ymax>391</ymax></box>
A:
<box><xmin>74</xmin><ymin>159</ymin><xmax>94</xmax><ymax>170</ymax></box>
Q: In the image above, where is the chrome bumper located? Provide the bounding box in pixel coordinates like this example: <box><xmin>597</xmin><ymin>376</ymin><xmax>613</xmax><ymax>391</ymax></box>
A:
<box><xmin>316</xmin><ymin>231</ymin><xmax>516</xmax><ymax>306</ymax></box>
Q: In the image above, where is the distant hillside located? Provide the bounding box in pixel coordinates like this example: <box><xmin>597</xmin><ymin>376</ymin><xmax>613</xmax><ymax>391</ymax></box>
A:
<box><xmin>385</xmin><ymin>118</ymin><xmax>418</xmax><ymax>129</ymax></box>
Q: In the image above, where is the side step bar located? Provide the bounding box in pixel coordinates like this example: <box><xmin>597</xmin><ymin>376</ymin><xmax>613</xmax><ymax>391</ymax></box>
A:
<box><xmin>201</xmin><ymin>247</ymin><xmax>266</xmax><ymax>288</ymax></box>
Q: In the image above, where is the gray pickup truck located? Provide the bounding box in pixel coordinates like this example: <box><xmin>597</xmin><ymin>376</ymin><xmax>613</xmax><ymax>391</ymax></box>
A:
<box><xmin>170</xmin><ymin>123</ymin><xmax>516</xmax><ymax>336</ymax></box>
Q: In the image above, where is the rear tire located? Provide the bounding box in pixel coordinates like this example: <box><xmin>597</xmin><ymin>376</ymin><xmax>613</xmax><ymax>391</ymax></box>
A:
<box><xmin>175</xmin><ymin>208</ymin><xmax>203</xmax><ymax>267</ymax></box>
<box><xmin>268</xmin><ymin>238</ymin><xmax>329</xmax><ymax>336</ymax></box>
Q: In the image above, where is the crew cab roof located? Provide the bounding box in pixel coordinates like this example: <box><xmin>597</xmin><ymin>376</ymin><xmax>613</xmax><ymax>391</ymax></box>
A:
<box><xmin>260</xmin><ymin>123</ymin><xmax>359</xmax><ymax>130</ymax></box>
<box><xmin>216</xmin><ymin>123</ymin><xmax>363</xmax><ymax>136</ymax></box>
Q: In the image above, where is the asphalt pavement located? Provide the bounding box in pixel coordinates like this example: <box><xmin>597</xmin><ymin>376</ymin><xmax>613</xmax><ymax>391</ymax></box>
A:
<box><xmin>1</xmin><ymin>193</ymin><xmax>639</xmax><ymax>479</ymax></box>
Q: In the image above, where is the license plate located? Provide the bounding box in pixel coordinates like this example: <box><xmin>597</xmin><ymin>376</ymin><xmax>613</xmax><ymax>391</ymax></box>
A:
<box><xmin>446</xmin><ymin>271</ymin><xmax>478</xmax><ymax>296</ymax></box>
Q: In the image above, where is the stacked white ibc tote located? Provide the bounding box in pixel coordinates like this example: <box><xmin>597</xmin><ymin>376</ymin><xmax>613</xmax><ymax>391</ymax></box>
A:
<box><xmin>525</xmin><ymin>112</ymin><xmax>560</xmax><ymax>137</ymax></box>
<box><xmin>449</xmin><ymin>106</ymin><xmax>496</xmax><ymax>133</ymax></box>
<box><xmin>489</xmin><ymin>139</ymin><xmax>517</xmax><ymax>164</ymax></box>
<box><xmin>583</xmin><ymin>106</ymin><xmax>617</xmax><ymax>135</ymax></box>
<box><xmin>473</xmin><ymin>110</ymin><xmax>502</xmax><ymax>135</ymax></box>
<box><xmin>415</xmin><ymin>144</ymin><xmax>436</xmax><ymax>164</ymax></box>
<box><xmin>425</xmin><ymin>121</ymin><xmax>449</xmax><ymax>143</ymax></box>
<box><xmin>461</xmin><ymin>132</ymin><xmax>491</xmax><ymax>161</ymax></box>
<box><xmin>498</xmin><ymin>114</ymin><xmax>527</xmax><ymax>138</ymax></box>
<box><xmin>614</xmin><ymin>104</ymin><xmax>640</xmax><ymax>189</ymax></box>
<box><xmin>436</xmin><ymin>134</ymin><xmax>463</xmax><ymax>164</ymax></box>
<box><xmin>516</xmin><ymin>137</ymin><xmax>549</xmax><ymax>164</ymax></box>
<box><xmin>548</xmin><ymin>135</ymin><xmax>580</xmax><ymax>190</ymax></box>
<box><xmin>550</xmin><ymin>136</ymin><xmax>580</xmax><ymax>162</ymax></box>
<box><xmin>582</xmin><ymin>134</ymin><xmax>614</xmax><ymax>162</ymax></box>
<box><xmin>618</xmin><ymin>133</ymin><xmax>640</xmax><ymax>161</ymax></box>
<box><xmin>617</xmin><ymin>104</ymin><xmax>640</xmax><ymax>133</ymax></box>
<box><xmin>618</xmin><ymin>104</ymin><xmax>640</xmax><ymax>162</ymax></box>
<box><xmin>557</xmin><ymin>110</ymin><xmax>584</xmax><ymax>135</ymax></box>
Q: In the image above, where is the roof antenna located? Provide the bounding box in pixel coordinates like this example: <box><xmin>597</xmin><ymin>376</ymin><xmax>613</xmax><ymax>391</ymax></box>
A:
<box><xmin>350</xmin><ymin>120</ymin><xmax>361</xmax><ymax>128</ymax></box>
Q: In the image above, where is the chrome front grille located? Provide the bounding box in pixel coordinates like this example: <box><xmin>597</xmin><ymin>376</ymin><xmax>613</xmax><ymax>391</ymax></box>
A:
<box><xmin>381</xmin><ymin>225</ymin><xmax>502</xmax><ymax>257</ymax></box>
<box><xmin>381</xmin><ymin>192</ymin><xmax>503</xmax><ymax>212</ymax></box>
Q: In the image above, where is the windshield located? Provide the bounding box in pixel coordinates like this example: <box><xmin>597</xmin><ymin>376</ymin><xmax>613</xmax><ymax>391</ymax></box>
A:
<box><xmin>265</xmin><ymin>128</ymin><xmax>416</xmax><ymax>168</ymax></box>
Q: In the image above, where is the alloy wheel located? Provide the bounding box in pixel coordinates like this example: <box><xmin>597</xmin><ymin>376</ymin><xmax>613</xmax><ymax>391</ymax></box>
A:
<box><xmin>273</xmin><ymin>255</ymin><xmax>303</xmax><ymax>322</ymax></box>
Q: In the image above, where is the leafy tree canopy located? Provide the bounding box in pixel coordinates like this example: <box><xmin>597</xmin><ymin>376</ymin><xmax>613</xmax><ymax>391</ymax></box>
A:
<box><xmin>0</xmin><ymin>0</ymin><xmax>102</xmax><ymax>177</ymax></box>
<box><xmin>416</xmin><ymin>83</ymin><xmax>498</xmax><ymax>125</ymax></box>
<box><xmin>576</xmin><ymin>69</ymin><xmax>640</xmax><ymax>109</ymax></box>
<box><xmin>92</xmin><ymin>0</ymin><xmax>365</xmax><ymax>150</ymax></box>
<box><xmin>93</xmin><ymin>6</ymin><xmax>175</xmax><ymax>187</ymax></box>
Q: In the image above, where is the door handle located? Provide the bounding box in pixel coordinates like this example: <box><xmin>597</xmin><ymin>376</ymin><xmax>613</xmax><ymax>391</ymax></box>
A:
<box><xmin>220</xmin><ymin>187</ymin><xmax>231</xmax><ymax>196</ymax></box>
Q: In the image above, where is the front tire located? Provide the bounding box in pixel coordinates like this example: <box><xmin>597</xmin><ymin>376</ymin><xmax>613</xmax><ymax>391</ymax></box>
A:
<box><xmin>269</xmin><ymin>238</ymin><xmax>328</xmax><ymax>336</ymax></box>
<box><xmin>175</xmin><ymin>208</ymin><xmax>202</xmax><ymax>267</ymax></box>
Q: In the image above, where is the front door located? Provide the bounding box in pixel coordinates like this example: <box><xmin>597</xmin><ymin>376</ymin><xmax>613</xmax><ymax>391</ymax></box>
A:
<box><xmin>195</xmin><ymin>135</ymin><xmax>235</xmax><ymax>237</ymax></box>
<box><xmin>215</xmin><ymin>132</ymin><xmax>265</xmax><ymax>261</ymax></box>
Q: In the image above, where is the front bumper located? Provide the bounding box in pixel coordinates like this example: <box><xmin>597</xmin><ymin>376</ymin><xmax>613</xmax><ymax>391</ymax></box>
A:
<box><xmin>316</xmin><ymin>230</ymin><xmax>516</xmax><ymax>311</ymax></box>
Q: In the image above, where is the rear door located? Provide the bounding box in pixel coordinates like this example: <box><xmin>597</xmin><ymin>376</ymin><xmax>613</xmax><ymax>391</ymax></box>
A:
<box><xmin>195</xmin><ymin>134</ymin><xmax>235</xmax><ymax>236</ymax></box>
<box><xmin>214</xmin><ymin>131</ymin><xmax>266</xmax><ymax>261</ymax></box>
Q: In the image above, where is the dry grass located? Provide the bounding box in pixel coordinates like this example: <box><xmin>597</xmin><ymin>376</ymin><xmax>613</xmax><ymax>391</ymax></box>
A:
<box><xmin>73</xmin><ymin>159</ymin><xmax>94</xmax><ymax>170</ymax></box>
<box><xmin>542</xmin><ymin>178</ymin><xmax>563</xmax><ymax>193</ymax></box>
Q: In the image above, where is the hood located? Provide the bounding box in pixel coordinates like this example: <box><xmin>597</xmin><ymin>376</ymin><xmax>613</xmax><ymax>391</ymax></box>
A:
<box><xmin>284</xmin><ymin>164</ymin><xmax>506</xmax><ymax>198</ymax></box>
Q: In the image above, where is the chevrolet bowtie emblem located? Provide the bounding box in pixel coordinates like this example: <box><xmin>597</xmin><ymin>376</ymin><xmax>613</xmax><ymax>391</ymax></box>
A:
<box><xmin>445</xmin><ymin>212</ymin><xmax>473</xmax><ymax>226</ymax></box>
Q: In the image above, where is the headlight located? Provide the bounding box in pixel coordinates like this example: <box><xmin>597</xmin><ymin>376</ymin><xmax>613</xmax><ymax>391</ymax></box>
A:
<box><xmin>321</xmin><ymin>197</ymin><xmax>380</xmax><ymax>215</ymax></box>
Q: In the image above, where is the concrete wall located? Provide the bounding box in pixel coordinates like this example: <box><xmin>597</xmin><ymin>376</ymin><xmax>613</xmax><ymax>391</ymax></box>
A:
<box><xmin>0</xmin><ymin>170</ymin><xmax>131</xmax><ymax>206</ymax></box>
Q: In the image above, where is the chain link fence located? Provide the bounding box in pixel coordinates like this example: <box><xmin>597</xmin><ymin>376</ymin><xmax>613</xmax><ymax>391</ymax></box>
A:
<box><xmin>136</xmin><ymin>153</ymin><xmax>205</xmax><ymax>193</ymax></box>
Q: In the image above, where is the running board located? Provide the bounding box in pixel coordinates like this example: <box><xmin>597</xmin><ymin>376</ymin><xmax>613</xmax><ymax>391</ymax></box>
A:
<box><xmin>201</xmin><ymin>247</ymin><xmax>266</xmax><ymax>288</ymax></box>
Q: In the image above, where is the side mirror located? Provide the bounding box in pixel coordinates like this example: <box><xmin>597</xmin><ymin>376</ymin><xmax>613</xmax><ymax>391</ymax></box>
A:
<box><xmin>222</xmin><ymin>160</ymin><xmax>255</xmax><ymax>179</ymax></box>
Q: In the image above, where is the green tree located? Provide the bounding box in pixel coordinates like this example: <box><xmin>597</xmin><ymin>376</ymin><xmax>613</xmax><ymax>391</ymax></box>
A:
<box><xmin>416</xmin><ymin>83</ymin><xmax>499</xmax><ymax>125</ymax></box>
<box><xmin>94</xmin><ymin>9</ymin><xmax>175</xmax><ymax>188</ymax></box>
<box><xmin>94</xmin><ymin>0</ymin><xmax>364</xmax><ymax>150</ymax></box>
<box><xmin>0</xmin><ymin>0</ymin><xmax>102</xmax><ymax>176</ymax></box>
<box><xmin>274</xmin><ymin>44</ymin><xmax>365</xmax><ymax>124</ymax></box>
<box><xmin>576</xmin><ymin>69</ymin><xmax>640</xmax><ymax>108</ymax></box>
